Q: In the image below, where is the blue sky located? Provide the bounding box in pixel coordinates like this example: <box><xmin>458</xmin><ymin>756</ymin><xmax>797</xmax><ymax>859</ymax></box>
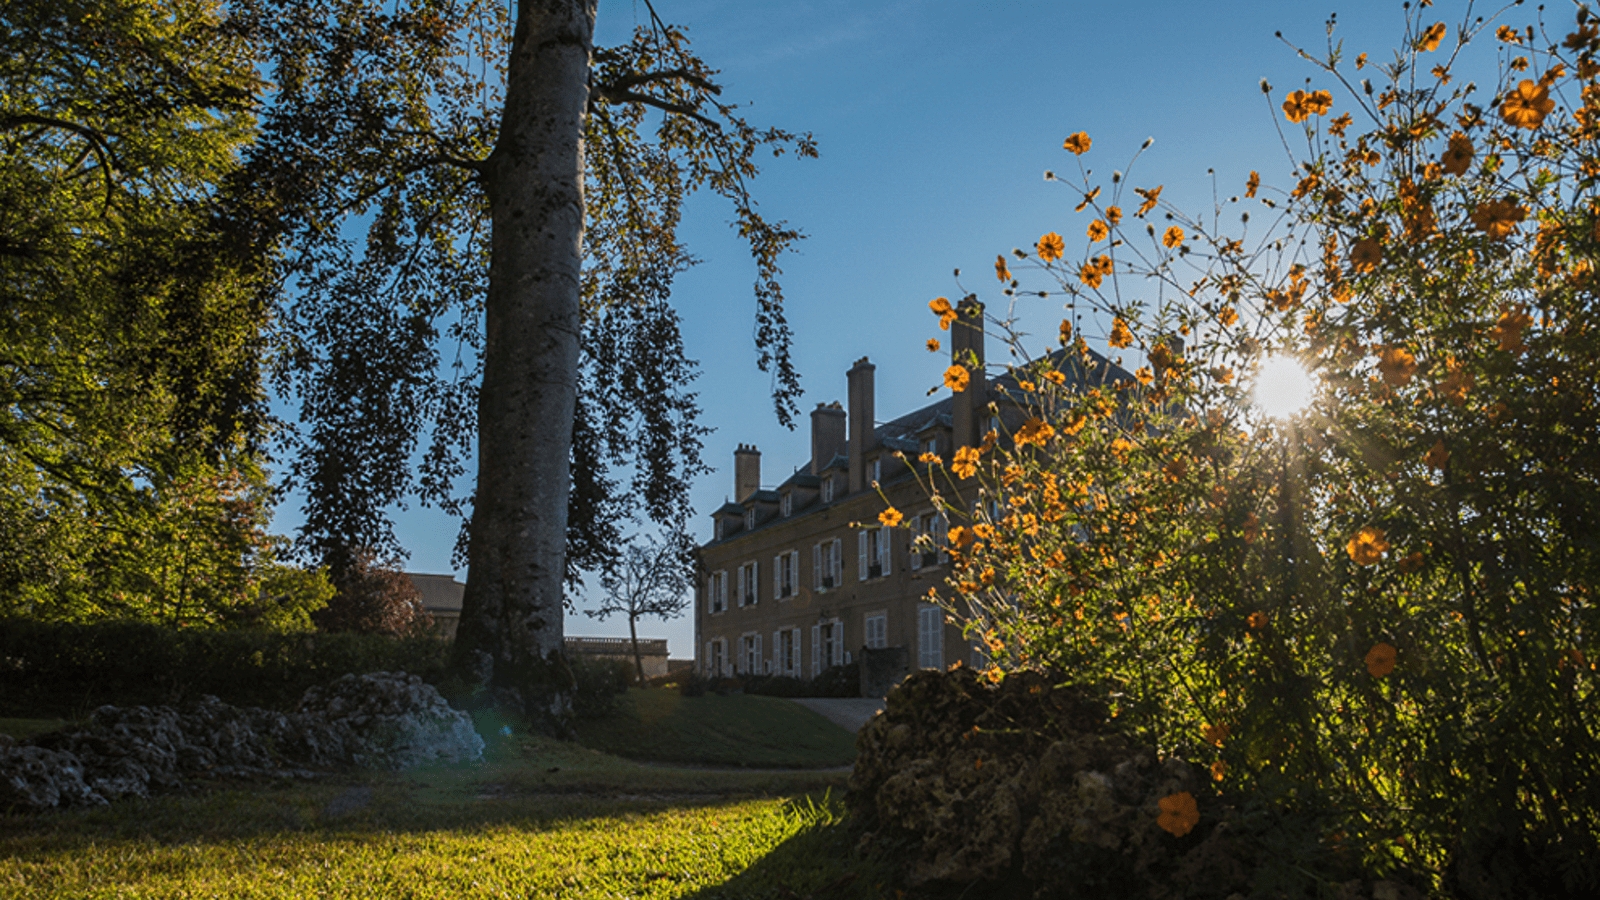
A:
<box><xmin>275</xmin><ymin>1</ymin><xmax>1476</xmax><ymax>656</ymax></box>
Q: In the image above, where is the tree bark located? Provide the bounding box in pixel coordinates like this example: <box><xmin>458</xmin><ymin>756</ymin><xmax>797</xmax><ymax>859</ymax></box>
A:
<box><xmin>629</xmin><ymin>612</ymin><xmax>645</xmax><ymax>684</ymax></box>
<box><xmin>451</xmin><ymin>0</ymin><xmax>596</xmax><ymax>728</ymax></box>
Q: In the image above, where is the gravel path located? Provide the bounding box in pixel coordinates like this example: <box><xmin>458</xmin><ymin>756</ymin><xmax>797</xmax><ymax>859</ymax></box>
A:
<box><xmin>787</xmin><ymin>698</ymin><xmax>886</xmax><ymax>733</ymax></box>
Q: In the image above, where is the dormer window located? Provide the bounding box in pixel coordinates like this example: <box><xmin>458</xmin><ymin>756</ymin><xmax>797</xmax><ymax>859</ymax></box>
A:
<box><xmin>822</xmin><ymin>477</ymin><xmax>834</xmax><ymax>503</ymax></box>
<box><xmin>924</xmin><ymin>437</ymin><xmax>938</xmax><ymax>457</ymax></box>
<box><xmin>781</xmin><ymin>492</ymin><xmax>792</xmax><ymax>517</ymax></box>
<box><xmin>717</xmin><ymin>519</ymin><xmax>726</xmax><ymax>539</ymax></box>
<box><xmin>870</xmin><ymin>457</ymin><xmax>882</xmax><ymax>485</ymax></box>
<box><xmin>745</xmin><ymin>507</ymin><xmax>756</xmax><ymax>530</ymax></box>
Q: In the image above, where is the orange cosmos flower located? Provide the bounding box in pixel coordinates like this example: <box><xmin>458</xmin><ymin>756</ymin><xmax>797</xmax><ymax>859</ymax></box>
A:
<box><xmin>1202</xmin><ymin>723</ymin><xmax>1230</xmax><ymax>746</ymax></box>
<box><xmin>995</xmin><ymin>254</ymin><xmax>1011</xmax><ymax>282</ymax></box>
<box><xmin>1418</xmin><ymin>22</ymin><xmax>1447</xmax><ymax>52</ymax></box>
<box><xmin>944</xmin><ymin>364</ymin><xmax>970</xmax><ymax>392</ymax></box>
<box><xmin>1134</xmin><ymin>185</ymin><xmax>1163</xmax><ymax>217</ymax></box>
<box><xmin>1087</xmin><ymin>219</ymin><xmax>1109</xmax><ymax>242</ymax></box>
<box><xmin>1136</xmin><ymin>367</ymin><xmax>1154</xmax><ymax>386</ymax></box>
<box><xmin>1157</xmin><ymin>792</ymin><xmax>1200</xmax><ymax>837</ymax></box>
<box><xmin>1109</xmin><ymin>317</ymin><xmax>1133</xmax><ymax>349</ymax></box>
<box><xmin>918</xmin><ymin>451</ymin><xmax>940</xmax><ymax>464</ymax></box>
<box><xmin>1247</xmin><ymin>611</ymin><xmax>1268</xmax><ymax>629</ymax></box>
<box><xmin>1365</xmin><ymin>642</ymin><xmax>1398</xmax><ymax>677</ymax></box>
<box><xmin>1347</xmin><ymin>526</ymin><xmax>1390</xmax><ymax>566</ymax></box>
<box><xmin>1282</xmin><ymin>89</ymin><xmax>1333</xmax><ymax>123</ymax></box>
<box><xmin>1350</xmin><ymin>238</ymin><xmax>1383</xmax><ymax>272</ymax></box>
<box><xmin>929</xmin><ymin>296</ymin><xmax>957</xmax><ymax>330</ymax></box>
<box><xmin>1162</xmin><ymin>225</ymin><xmax>1184</xmax><ymax>248</ymax></box>
<box><xmin>1441</xmin><ymin>132</ymin><xmax>1474</xmax><ymax>175</ymax></box>
<box><xmin>1063</xmin><ymin>131</ymin><xmax>1091</xmax><ymax>155</ymax></box>
<box><xmin>878</xmin><ymin>507</ymin><xmax>903</xmax><ymax>528</ymax></box>
<box><xmin>1044</xmin><ymin>370</ymin><xmax>1066</xmax><ymax>386</ymax></box>
<box><xmin>927</xmin><ymin>338</ymin><xmax>940</xmax><ymax>352</ymax></box>
<box><xmin>1211</xmin><ymin>760</ymin><xmax>1228</xmax><ymax>781</ymax></box>
<box><xmin>951</xmin><ymin>446</ymin><xmax>981</xmax><ymax>479</ymax></box>
<box><xmin>1377</xmin><ymin>346</ymin><xmax>1417</xmax><ymax>386</ymax></box>
<box><xmin>1058</xmin><ymin>320</ymin><xmax>1072</xmax><ymax>345</ymax></box>
<box><xmin>1105</xmin><ymin>206</ymin><xmax>1122</xmax><ymax>225</ymax></box>
<box><xmin>1037</xmin><ymin>232</ymin><xmax>1066</xmax><ymax>262</ymax></box>
<box><xmin>1497</xmin><ymin>25</ymin><xmax>1522</xmax><ymax>44</ymax></box>
<box><xmin>1015</xmin><ymin>418</ymin><xmax>1055</xmax><ymax>447</ymax></box>
<box><xmin>1501</xmin><ymin>79</ymin><xmax>1554</xmax><ymax>129</ymax></box>
<box><xmin>1470</xmin><ymin>199</ymin><xmax>1527</xmax><ymax>239</ymax></box>
<box><xmin>1491</xmin><ymin>305</ymin><xmax>1533</xmax><ymax>352</ymax></box>
<box><xmin>1246</xmin><ymin>171</ymin><xmax>1260</xmax><ymax>198</ymax></box>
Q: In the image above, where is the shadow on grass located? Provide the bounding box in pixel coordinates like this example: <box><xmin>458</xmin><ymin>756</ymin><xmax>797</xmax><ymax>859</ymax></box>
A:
<box><xmin>676</xmin><ymin>798</ymin><xmax>896</xmax><ymax>900</ymax></box>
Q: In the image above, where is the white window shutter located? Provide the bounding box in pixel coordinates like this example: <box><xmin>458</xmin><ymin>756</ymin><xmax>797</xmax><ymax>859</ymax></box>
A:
<box><xmin>773</xmin><ymin>555</ymin><xmax>781</xmax><ymax>597</ymax></box>
<box><xmin>857</xmin><ymin>530</ymin><xmax>868</xmax><ymax>581</ymax></box>
<box><xmin>879</xmin><ymin>528</ymin><xmax>892</xmax><ymax>577</ymax></box>
<box><xmin>754</xmin><ymin>634</ymin><xmax>762</xmax><ymax>672</ymax></box>
<box><xmin>790</xmin><ymin>551</ymin><xmax>799</xmax><ymax>589</ymax></box>
<box><xmin>751</xmin><ymin>559</ymin><xmax>758</xmax><ymax>603</ymax></box>
<box><xmin>812</xmin><ymin>624</ymin><xmax>822</xmax><ymax>677</ymax></box>
<box><xmin>812</xmin><ymin>544</ymin><xmax>821</xmax><ymax>588</ymax></box>
<box><xmin>832</xmin><ymin>538</ymin><xmax>842</xmax><ymax>583</ymax></box>
<box><xmin>703</xmin><ymin>642</ymin><xmax>712</xmax><ymax>674</ymax></box>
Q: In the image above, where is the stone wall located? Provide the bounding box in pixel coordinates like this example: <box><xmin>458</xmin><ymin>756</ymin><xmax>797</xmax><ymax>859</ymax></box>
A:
<box><xmin>0</xmin><ymin>672</ymin><xmax>483</xmax><ymax>812</ymax></box>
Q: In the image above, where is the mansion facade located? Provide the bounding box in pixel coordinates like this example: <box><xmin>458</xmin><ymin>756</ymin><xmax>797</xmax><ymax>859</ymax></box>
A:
<box><xmin>694</xmin><ymin>299</ymin><xmax>1130</xmax><ymax>688</ymax></box>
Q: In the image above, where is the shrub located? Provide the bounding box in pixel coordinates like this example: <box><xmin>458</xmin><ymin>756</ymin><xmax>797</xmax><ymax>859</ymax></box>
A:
<box><xmin>0</xmin><ymin>617</ymin><xmax>447</xmax><ymax>715</ymax></box>
<box><xmin>809</xmin><ymin>661</ymin><xmax>861</xmax><ymax>698</ymax></box>
<box><xmin>740</xmin><ymin>674</ymin><xmax>810</xmax><ymax>697</ymax></box>
<box><xmin>567</xmin><ymin>654</ymin><xmax>633</xmax><ymax>719</ymax></box>
<box><xmin>901</xmin><ymin>7</ymin><xmax>1600</xmax><ymax>893</ymax></box>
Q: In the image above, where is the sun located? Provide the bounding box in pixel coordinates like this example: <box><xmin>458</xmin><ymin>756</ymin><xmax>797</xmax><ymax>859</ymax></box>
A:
<box><xmin>1253</xmin><ymin>355</ymin><xmax>1318</xmax><ymax>419</ymax></box>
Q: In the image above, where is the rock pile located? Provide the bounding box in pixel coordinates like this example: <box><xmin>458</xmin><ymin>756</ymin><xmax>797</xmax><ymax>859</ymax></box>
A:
<box><xmin>0</xmin><ymin>672</ymin><xmax>483</xmax><ymax>812</ymax></box>
<box><xmin>848</xmin><ymin>667</ymin><xmax>1420</xmax><ymax>900</ymax></box>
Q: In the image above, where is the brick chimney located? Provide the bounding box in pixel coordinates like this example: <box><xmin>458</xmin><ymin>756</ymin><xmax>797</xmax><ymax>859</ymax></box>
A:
<box><xmin>951</xmin><ymin>295</ymin><xmax>986</xmax><ymax>450</ymax></box>
<box><xmin>734</xmin><ymin>444</ymin><xmax>760</xmax><ymax>502</ymax></box>
<box><xmin>846</xmin><ymin>357</ymin><xmax>875</xmax><ymax>494</ymax></box>
<box><xmin>810</xmin><ymin>402</ymin><xmax>846</xmax><ymax>475</ymax></box>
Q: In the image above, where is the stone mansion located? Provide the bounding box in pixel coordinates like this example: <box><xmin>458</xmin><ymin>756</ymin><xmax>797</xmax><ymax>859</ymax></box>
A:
<box><xmin>694</xmin><ymin>299</ymin><xmax>1131</xmax><ymax>684</ymax></box>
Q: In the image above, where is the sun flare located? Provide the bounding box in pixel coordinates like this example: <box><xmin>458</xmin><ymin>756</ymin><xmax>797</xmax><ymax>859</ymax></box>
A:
<box><xmin>1253</xmin><ymin>355</ymin><xmax>1317</xmax><ymax>419</ymax></box>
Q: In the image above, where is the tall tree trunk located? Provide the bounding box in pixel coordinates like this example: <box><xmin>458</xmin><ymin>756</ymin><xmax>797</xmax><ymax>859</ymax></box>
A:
<box><xmin>451</xmin><ymin>0</ymin><xmax>596</xmax><ymax>729</ymax></box>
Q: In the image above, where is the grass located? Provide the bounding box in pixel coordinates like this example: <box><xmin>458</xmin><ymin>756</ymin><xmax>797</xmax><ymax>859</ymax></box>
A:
<box><xmin>573</xmin><ymin>688</ymin><xmax>859</xmax><ymax>769</ymax></box>
<box><xmin>0</xmin><ymin>718</ymin><xmax>68</xmax><ymax>740</ymax></box>
<box><xmin>0</xmin><ymin>733</ymin><xmax>893</xmax><ymax>899</ymax></box>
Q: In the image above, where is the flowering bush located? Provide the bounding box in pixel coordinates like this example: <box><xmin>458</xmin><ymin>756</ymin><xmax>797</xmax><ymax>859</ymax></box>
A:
<box><xmin>910</xmin><ymin>6</ymin><xmax>1600</xmax><ymax>894</ymax></box>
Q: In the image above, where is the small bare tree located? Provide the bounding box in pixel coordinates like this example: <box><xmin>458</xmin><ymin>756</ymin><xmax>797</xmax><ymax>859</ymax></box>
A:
<box><xmin>586</xmin><ymin>532</ymin><xmax>691</xmax><ymax>682</ymax></box>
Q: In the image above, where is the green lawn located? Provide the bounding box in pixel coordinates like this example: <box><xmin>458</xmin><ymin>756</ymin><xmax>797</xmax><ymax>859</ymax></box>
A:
<box><xmin>574</xmin><ymin>688</ymin><xmax>859</xmax><ymax>768</ymax></box>
<box><xmin>0</xmin><ymin>718</ymin><xmax>67</xmax><ymax>740</ymax></box>
<box><xmin>0</xmin><ymin>734</ymin><xmax>890</xmax><ymax>899</ymax></box>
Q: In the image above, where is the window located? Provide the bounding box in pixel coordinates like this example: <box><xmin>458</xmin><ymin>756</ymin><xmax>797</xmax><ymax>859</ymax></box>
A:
<box><xmin>864</xmin><ymin>612</ymin><xmax>887</xmax><ymax>649</ymax></box>
<box><xmin>821</xmin><ymin>476</ymin><xmax>834</xmax><ymax>503</ymax></box>
<box><xmin>812</xmin><ymin>618</ymin><xmax>843</xmax><ymax>676</ymax></box>
<box><xmin>924</xmin><ymin>436</ymin><xmax>938</xmax><ymax>458</ymax></box>
<box><xmin>870</xmin><ymin>457</ymin><xmax>882</xmax><ymax>485</ymax></box>
<box><xmin>918</xmin><ymin>604</ymin><xmax>944</xmax><ymax>670</ymax></box>
<box><xmin>858</xmin><ymin>527</ymin><xmax>892</xmax><ymax>580</ymax></box>
<box><xmin>773</xmin><ymin>550</ymin><xmax>799</xmax><ymax>599</ymax></box>
<box><xmin>705</xmin><ymin>637</ymin><xmax>728</xmax><ymax>677</ymax></box>
<box><xmin>781</xmin><ymin>492</ymin><xmax>792</xmax><ymax>517</ymax></box>
<box><xmin>708</xmin><ymin>570</ymin><xmax>728</xmax><ymax>614</ymax></box>
<box><xmin>774</xmin><ymin>628</ymin><xmax>799</xmax><ymax>676</ymax></box>
<box><xmin>716</xmin><ymin>519</ymin><xmax>726</xmax><ymax>540</ymax></box>
<box><xmin>813</xmin><ymin>538</ymin><xmax>842</xmax><ymax>590</ymax></box>
<box><xmin>741</xmin><ymin>634</ymin><xmax>762</xmax><ymax>675</ymax></box>
<box><xmin>745</xmin><ymin>507</ymin><xmax>755</xmax><ymax>530</ymax></box>
<box><xmin>736</xmin><ymin>561</ymin><xmax>758</xmax><ymax>607</ymax></box>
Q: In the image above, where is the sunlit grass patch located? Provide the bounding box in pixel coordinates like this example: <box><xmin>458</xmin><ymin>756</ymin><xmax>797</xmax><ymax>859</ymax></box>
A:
<box><xmin>0</xmin><ymin>735</ymin><xmax>879</xmax><ymax>899</ymax></box>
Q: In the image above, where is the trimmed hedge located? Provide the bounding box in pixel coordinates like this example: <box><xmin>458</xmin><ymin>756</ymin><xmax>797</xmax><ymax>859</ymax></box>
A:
<box><xmin>0</xmin><ymin>618</ymin><xmax>448</xmax><ymax>716</ymax></box>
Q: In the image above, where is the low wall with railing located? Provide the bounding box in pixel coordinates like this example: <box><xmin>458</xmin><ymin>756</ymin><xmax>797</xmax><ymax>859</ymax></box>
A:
<box><xmin>564</xmin><ymin>636</ymin><xmax>670</xmax><ymax>677</ymax></box>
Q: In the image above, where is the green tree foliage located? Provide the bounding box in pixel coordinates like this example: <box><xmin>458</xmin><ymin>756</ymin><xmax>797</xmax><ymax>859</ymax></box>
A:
<box><xmin>920</xmin><ymin>6</ymin><xmax>1600</xmax><ymax>893</ymax></box>
<box><xmin>0</xmin><ymin>0</ymin><xmax>282</xmax><ymax>624</ymax></box>
<box><xmin>234</xmin><ymin>0</ymin><xmax>812</xmax><ymax>717</ymax></box>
